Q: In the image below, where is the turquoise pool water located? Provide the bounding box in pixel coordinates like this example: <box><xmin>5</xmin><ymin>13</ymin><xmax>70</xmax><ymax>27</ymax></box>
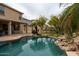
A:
<box><xmin>0</xmin><ymin>36</ymin><xmax>67</xmax><ymax>56</ymax></box>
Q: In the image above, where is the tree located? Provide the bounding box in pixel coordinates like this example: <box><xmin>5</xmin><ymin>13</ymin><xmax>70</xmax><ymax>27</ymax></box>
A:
<box><xmin>48</xmin><ymin>16</ymin><xmax>62</xmax><ymax>35</ymax></box>
<box><xmin>59</xmin><ymin>3</ymin><xmax>79</xmax><ymax>42</ymax></box>
<box><xmin>31</xmin><ymin>16</ymin><xmax>47</xmax><ymax>35</ymax></box>
<box><xmin>31</xmin><ymin>20</ymin><xmax>38</xmax><ymax>35</ymax></box>
<box><xmin>37</xmin><ymin>16</ymin><xmax>47</xmax><ymax>33</ymax></box>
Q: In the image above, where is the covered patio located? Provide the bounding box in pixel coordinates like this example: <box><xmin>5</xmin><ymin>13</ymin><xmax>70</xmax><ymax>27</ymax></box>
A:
<box><xmin>0</xmin><ymin>19</ymin><xmax>27</xmax><ymax>36</ymax></box>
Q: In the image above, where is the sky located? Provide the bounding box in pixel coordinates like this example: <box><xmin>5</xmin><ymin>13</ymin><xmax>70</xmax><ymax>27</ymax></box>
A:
<box><xmin>5</xmin><ymin>3</ymin><xmax>69</xmax><ymax>20</ymax></box>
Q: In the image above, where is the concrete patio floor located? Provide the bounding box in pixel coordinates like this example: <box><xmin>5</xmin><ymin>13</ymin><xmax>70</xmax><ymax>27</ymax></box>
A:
<box><xmin>66</xmin><ymin>51</ymin><xmax>78</xmax><ymax>56</ymax></box>
<box><xmin>0</xmin><ymin>34</ymin><xmax>32</xmax><ymax>42</ymax></box>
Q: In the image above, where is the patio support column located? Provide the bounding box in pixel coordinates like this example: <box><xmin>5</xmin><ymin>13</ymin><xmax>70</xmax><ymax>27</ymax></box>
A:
<box><xmin>8</xmin><ymin>21</ymin><xmax>12</xmax><ymax>35</ymax></box>
<box><xmin>20</xmin><ymin>24</ymin><xmax>23</xmax><ymax>34</ymax></box>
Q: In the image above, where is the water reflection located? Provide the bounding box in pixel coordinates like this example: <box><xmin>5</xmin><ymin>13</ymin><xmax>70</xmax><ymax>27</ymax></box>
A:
<box><xmin>30</xmin><ymin>38</ymin><xmax>46</xmax><ymax>51</ymax></box>
<box><xmin>29</xmin><ymin>37</ymin><xmax>67</xmax><ymax>56</ymax></box>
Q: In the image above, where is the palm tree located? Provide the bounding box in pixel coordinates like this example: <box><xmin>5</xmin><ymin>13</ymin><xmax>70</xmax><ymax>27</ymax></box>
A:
<box><xmin>48</xmin><ymin>16</ymin><xmax>62</xmax><ymax>35</ymax></box>
<box><xmin>59</xmin><ymin>3</ymin><xmax>79</xmax><ymax>42</ymax></box>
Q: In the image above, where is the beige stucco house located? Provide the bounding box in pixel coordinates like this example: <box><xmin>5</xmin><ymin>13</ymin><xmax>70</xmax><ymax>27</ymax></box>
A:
<box><xmin>0</xmin><ymin>3</ymin><xmax>32</xmax><ymax>36</ymax></box>
<box><xmin>22</xmin><ymin>18</ymin><xmax>32</xmax><ymax>34</ymax></box>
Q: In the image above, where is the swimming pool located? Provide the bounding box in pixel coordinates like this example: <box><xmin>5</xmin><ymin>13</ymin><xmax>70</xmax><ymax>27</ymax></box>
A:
<box><xmin>0</xmin><ymin>36</ymin><xmax>67</xmax><ymax>56</ymax></box>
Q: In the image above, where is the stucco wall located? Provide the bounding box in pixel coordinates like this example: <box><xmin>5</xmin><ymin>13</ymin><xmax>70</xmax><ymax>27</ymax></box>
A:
<box><xmin>0</xmin><ymin>5</ymin><xmax>22</xmax><ymax>22</ymax></box>
<box><xmin>20</xmin><ymin>24</ymin><xmax>26</xmax><ymax>34</ymax></box>
<box><xmin>27</xmin><ymin>25</ymin><xmax>32</xmax><ymax>34</ymax></box>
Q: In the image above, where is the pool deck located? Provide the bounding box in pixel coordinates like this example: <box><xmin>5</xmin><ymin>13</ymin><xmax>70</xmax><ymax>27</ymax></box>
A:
<box><xmin>66</xmin><ymin>51</ymin><xmax>78</xmax><ymax>56</ymax></box>
<box><xmin>58</xmin><ymin>45</ymin><xmax>79</xmax><ymax>56</ymax></box>
<box><xmin>0</xmin><ymin>34</ymin><xmax>32</xmax><ymax>42</ymax></box>
<box><xmin>66</xmin><ymin>50</ymin><xmax>79</xmax><ymax>56</ymax></box>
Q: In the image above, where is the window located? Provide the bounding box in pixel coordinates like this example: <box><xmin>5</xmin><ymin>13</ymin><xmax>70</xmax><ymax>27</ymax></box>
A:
<box><xmin>0</xmin><ymin>6</ymin><xmax>4</xmax><ymax>15</ymax></box>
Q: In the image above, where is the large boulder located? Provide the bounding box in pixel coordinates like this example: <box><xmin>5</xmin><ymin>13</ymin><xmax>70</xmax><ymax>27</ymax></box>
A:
<box><xmin>75</xmin><ymin>42</ymin><xmax>79</xmax><ymax>49</ymax></box>
<box><xmin>67</xmin><ymin>43</ymin><xmax>77</xmax><ymax>51</ymax></box>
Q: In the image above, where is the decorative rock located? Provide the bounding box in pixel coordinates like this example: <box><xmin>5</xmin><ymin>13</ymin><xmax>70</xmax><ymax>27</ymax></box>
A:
<box><xmin>75</xmin><ymin>42</ymin><xmax>79</xmax><ymax>49</ymax></box>
<box><xmin>67</xmin><ymin>44</ymin><xmax>77</xmax><ymax>51</ymax></box>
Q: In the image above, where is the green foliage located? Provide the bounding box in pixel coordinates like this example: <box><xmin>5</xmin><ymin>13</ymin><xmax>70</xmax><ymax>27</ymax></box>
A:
<box><xmin>48</xmin><ymin>16</ymin><xmax>59</xmax><ymax>26</ymax></box>
<box><xmin>58</xmin><ymin>3</ymin><xmax>79</xmax><ymax>41</ymax></box>
<box><xmin>37</xmin><ymin>16</ymin><xmax>47</xmax><ymax>29</ymax></box>
<box><xmin>31</xmin><ymin>20</ymin><xmax>37</xmax><ymax>26</ymax></box>
<box><xmin>48</xmin><ymin>3</ymin><xmax>79</xmax><ymax>40</ymax></box>
<box><xmin>61</xmin><ymin>4</ymin><xmax>79</xmax><ymax>34</ymax></box>
<box><xmin>32</xmin><ymin>3</ymin><xmax>79</xmax><ymax>40</ymax></box>
<box><xmin>48</xmin><ymin>16</ymin><xmax>62</xmax><ymax>34</ymax></box>
<box><xmin>31</xmin><ymin>16</ymin><xmax>47</xmax><ymax>34</ymax></box>
<box><xmin>32</xmin><ymin>16</ymin><xmax>47</xmax><ymax>28</ymax></box>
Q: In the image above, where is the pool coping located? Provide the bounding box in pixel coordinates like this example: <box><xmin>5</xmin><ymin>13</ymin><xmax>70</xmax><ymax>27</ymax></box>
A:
<box><xmin>0</xmin><ymin>35</ymin><xmax>51</xmax><ymax>46</ymax></box>
<box><xmin>0</xmin><ymin>34</ymin><xmax>33</xmax><ymax>46</ymax></box>
<box><xmin>0</xmin><ymin>34</ymin><xmax>33</xmax><ymax>42</ymax></box>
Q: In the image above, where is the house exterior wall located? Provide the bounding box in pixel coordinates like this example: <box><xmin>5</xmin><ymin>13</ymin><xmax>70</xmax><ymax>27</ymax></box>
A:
<box><xmin>22</xmin><ymin>18</ymin><xmax>32</xmax><ymax>34</ymax></box>
<box><xmin>0</xmin><ymin>4</ymin><xmax>28</xmax><ymax>35</ymax></box>
<box><xmin>27</xmin><ymin>25</ymin><xmax>32</xmax><ymax>34</ymax></box>
<box><xmin>0</xmin><ymin>4</ymin><xmax>22</xmax><ymax>21</ymax></box>
<box><xmin>0</xmin><ymin>4</ymin><xmax>32</xmax><ymax>35</ymax></box>
<box><xmin>20</xmin><ymin>24</ymin><xmax>27</xmax><ymax>34</ymax></box>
